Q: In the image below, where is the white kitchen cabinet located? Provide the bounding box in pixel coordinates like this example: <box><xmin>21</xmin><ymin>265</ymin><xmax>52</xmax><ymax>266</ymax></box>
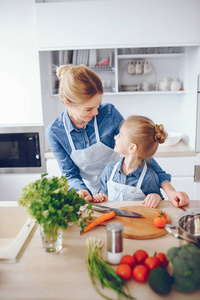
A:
<box><xmin>39</xmin><ymin>45</ymin><xmax>199</xmax><ymax>153</ymax></box>
<box><xmin>36</xmin><ymin>0</ymin><xmax>200</xmax><ymax>49</ymax></box>
<box><xmin>49</xmin><ymin>47</ymin><xmax>186</xmax><ymax>96</ymax></box>
<box><xmin>155</xmin><ymin>156</ymin><xmax>195</xmax><ymax>200</ymax></box>
<box><xmin>0</xmin><ymin>0</ymin><xmax>43</xmax><ymax>125</ymax></box>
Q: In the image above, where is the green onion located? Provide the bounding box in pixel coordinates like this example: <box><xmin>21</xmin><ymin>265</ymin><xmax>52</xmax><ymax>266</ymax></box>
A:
<box><xmin>86</xmin><ymin>237</ymin><xmax>135</xmax><ymax>300</ymax></box>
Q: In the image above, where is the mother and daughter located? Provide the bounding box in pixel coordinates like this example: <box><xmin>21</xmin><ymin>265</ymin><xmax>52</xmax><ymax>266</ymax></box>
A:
<box><xmin>47</xmin><ymin>64</ymin><xmax>189</xmax><ymax>208</ymax></box>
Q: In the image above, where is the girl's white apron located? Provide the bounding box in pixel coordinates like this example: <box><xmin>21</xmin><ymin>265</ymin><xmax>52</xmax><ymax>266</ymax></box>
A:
<box><xmin>107</xmin><ymin>160</ymin><xmax>147</xmax><ymax>201</ymax></box>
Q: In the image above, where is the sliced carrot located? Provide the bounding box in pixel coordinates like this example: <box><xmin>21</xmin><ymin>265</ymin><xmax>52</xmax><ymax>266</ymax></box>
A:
<box><xmin>81</xmin><ymin>211</ymin><xmax>116</xmax><ymax>234</ymax></box>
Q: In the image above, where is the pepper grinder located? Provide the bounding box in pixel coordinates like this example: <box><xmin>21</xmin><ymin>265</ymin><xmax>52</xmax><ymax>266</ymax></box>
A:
<box><xmin>106</xmin><ymin>222</ymin><xmax>123</xmax><ymax>265</ymax></box>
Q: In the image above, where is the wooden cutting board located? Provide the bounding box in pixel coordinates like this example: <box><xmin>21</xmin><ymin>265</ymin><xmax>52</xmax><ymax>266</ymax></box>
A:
<box><xmin>85</xmin><ymin>206</ymin><xmax>171</xmax><ymax>240</ymax></box>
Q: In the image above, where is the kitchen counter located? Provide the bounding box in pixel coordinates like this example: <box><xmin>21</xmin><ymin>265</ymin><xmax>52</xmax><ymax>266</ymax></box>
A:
<box><xmin>0</xmin><ymin>201</ymin><xmax>200</xmax><ymax>300</ymax></box>
<box><xmin>45</xmin><ymin>141</ymin><xmax>196</xmax><ymax>159</ymax></box>
<box><xmin>156</xmin><ymin>141</ymin><xmax>195</xmax><ymax>157</ymax></box>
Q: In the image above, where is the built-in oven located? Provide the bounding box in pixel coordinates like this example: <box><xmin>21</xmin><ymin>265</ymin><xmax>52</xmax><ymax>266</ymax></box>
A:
<box><xmin>0</xmin><ymin>125</ymin><xmax>46</xmax><ymax>174</ymax></box>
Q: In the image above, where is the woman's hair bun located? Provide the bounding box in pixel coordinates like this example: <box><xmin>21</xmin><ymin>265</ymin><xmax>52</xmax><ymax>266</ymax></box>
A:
<box><xmin>154</xmin><ymin>124</ymin><xmax>168</xmax><ymax>144</ymax></box>
<box><xmin>56</xmin><ymin>64</ymin><xmax>72</xmax><ymax>79</ymax></box>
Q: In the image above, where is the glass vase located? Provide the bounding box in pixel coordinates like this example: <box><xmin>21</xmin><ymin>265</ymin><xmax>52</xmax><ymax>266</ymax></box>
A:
<box><xmin>40</xmin><ymin>225</ymin><xmax>63</xmax><ymax>253</ymax></box>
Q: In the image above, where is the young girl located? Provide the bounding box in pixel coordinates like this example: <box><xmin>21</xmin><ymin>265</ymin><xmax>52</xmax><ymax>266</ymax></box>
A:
<box><xmin>93</xmin><ymin>115</ymin><xmax>188</xmax><ymax>208</ymax></box>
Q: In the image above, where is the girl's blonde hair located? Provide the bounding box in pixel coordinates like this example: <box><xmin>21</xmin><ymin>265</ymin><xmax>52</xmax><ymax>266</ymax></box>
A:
<box><xmin>124</xmin><ymin>115</ymin><xmax>168</xmax><ymax>159</ymax></box>
<box><xmin>56</xmin><ymin>64</ymin><xmax>103</xmax><ymax>105</ymax></box>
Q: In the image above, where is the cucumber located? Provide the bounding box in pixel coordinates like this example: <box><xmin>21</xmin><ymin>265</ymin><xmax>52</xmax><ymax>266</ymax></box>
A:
<box><xmin>149</xmin><ymin>268</ymin><xmax>173</xmax><ymax>295</ymax></box>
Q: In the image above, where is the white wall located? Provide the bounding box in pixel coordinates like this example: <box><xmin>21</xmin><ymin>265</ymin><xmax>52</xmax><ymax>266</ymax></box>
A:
<box><xmin>36</xmin><ymin>0</ymin><xmax>200</xmax><ymax>50</ymax></box>
<box><xmin>0</xmin><ymin>0</ymin><xmax>43</xmax><ymax>125</ymax></box>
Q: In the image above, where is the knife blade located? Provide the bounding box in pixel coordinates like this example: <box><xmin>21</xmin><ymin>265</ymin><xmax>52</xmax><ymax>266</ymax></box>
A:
<box><xmin>89</xmin><ymin>204</ymin><xmax>143</xmax><ymax>218</ymax></box>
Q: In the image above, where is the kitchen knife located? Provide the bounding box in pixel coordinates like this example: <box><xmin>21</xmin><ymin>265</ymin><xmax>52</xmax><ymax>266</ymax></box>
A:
<box><xmin>89</xmin><ymin>204</ymin><xmax>143</xmax><ymax>218</ymax></box>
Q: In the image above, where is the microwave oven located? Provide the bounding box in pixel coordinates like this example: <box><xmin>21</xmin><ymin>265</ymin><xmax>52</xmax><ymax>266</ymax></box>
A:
<box><xmin>0</xmin><ymin>125</ymin><xmax>46</xmax><ymax>174</ymax></box>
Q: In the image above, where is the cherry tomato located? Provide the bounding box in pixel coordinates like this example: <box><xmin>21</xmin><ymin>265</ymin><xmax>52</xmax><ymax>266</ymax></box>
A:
<box><xmin>117</xmin><ymin>264</ymin><xmax>132</xmax><ymax>280</ymax></box>
<box><xmin>153</xmin><ymin>216</ymin><xmax>167</xmax><ymax>228</ymax></box>
<box><xmin>156</xmin><ymin>210</ymin><xmax>167</xmax><ymax>221</ymax></box>
<box><xmin>132</xmin><ymin>265</ymin><xmax>148</xmax><ymax>282</ymax></box>
<box><xmin>144</xmin><ymin>256</ymin><xmax>161</xmax><ymax>271</ymax></box>
<box><xmin>133</xmin><ymin>249</ymin><xmax>149</xmax><ymax>264</ymax></box>
<box><xmin>155</xmin><ymin>252</ymin><xmax>169</xmax><ymax>268</ymax></box>
<box><xmin>120</xmin><ymin>255</ymin><xmax>136</xmax><ymax>269</ymax></box>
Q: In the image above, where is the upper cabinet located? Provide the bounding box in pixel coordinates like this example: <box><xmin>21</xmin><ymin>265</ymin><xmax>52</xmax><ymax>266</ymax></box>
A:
<box><xmin>0</xmin><ymin>0</ymin><xmax>43</xmax><ymax>125</ymax></box>
<box><xmin>36</xmin><ymin>0</ymin><xmax>200</xmax><ymax>50</ymax></box>
<box><xmin>39</xmin><ymin>45</ymin><xmax>199</xmax><ymax>152</ymax></box>
<box><xmin>49</xmin><ymin>46</ymin><xmax>186</xmax><ymax>96</ymax></box>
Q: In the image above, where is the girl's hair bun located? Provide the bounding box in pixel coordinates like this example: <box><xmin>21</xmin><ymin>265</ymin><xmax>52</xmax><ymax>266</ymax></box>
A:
<box><xmin>154</xmin><ymin>124</ymin><xmax>168</xmax><ymax>144</ymax></box>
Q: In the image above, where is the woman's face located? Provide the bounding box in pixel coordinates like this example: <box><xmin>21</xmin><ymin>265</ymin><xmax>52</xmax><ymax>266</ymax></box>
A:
<box><xmin>66</xmin><ymin>93</ymin><xmax>102</xmax><ymax>127</ymax></box>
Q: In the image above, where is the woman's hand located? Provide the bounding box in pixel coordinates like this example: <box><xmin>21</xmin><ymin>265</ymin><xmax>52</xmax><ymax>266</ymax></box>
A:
<box><xmin>141</xmin><ymin>194</ymin><xmax>162</xmax><ymax>208</ymax></box>
<box><xmin>93</xmin><ymin>193</ymin><xmax>108</xmax><ymax>203</ymax></box>
<box><xmin>167</xmin><ymin>191</ymin><xmax>190</xmax><ymax>208</ymax></box>
<box><xmin>161</xmin><ymin>181</ymin><xmax>190</xmax><ymax>208</ymax></box>
<box><xmin>77</xmin><ymin>189</ymin><xmax>93</xmax><ymax>202</ymax></box>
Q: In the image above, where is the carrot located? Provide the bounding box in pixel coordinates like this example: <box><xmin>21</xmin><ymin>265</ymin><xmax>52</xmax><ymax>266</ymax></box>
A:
<box><xmin>81</xmin><ymin>211</ymin><xmax>116</xmax><ymax>234</ymax></box>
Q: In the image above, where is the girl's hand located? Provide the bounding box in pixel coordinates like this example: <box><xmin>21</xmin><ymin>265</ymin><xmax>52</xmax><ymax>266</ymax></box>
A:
<box><xmin>141</xmin><ymin>194</ymin><xmax>162</xmax><ymax>208</ymax></box>
<box><xmin>77</xmin><ymin>189</ymin><xmax>93</xmax><ymax>202</ymax></box>
<box><xmin>93</xmin><ymin>193</ymin><xmax>108</xmax><ymax>203</ymax></box>
<box><xmin>167</xmin><ymin>191</ymin><xmax>190</xmax><ymax>208</ymax></box>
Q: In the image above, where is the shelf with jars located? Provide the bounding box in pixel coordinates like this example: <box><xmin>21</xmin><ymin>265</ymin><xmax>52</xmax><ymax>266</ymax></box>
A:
<box><xmin>46</xmin><ymin>46</ymin><xmax>186</xmax><ymax>96</ymax></box>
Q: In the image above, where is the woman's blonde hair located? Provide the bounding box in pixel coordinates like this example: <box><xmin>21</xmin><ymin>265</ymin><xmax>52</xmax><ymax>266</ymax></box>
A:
<box><xmin>124</xmin><ymin>115</ymin><xmax>168</xmax><ymax>159</ymax></box>
<box><xmin>56</xmin><ymin>64</ymin><xmax>103</xmax><ymax>105</ymax></box>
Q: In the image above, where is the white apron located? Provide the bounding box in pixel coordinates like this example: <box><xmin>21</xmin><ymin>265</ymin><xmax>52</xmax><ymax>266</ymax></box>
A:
<box><xmin>63</xmin><ymin>115</ymin><xmax>120</xmax><ymax>195</ymax></box>
<box><xmin>107</xmin><ymin>161</ymin><xmax>147</xmax><ymax>201</ymax></box>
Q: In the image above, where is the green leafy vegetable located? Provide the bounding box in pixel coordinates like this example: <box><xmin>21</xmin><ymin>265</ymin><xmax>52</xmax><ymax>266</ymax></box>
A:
<box><xmin>86</xmin><ymin>237</ymin><xmax>135</xmax><ymax>300</ymax></box>
<box><xmin>18</xmin><ymin>173</ymin><xmax>92</xmax><ymax>239</ymax></box>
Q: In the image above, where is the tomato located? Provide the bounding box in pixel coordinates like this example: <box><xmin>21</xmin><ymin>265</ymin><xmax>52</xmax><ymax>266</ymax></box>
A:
<box><xmin>153</xmin><ymin>216</ymin><xmax>167</xmax><ymax>228</ymax></box>
<box><xmin>156</xmin><ymin>210</ymin><xmax>167</xmax><ymax>221</ymax></box>
<box><xmin>132</xmin><ymin>265</ymin><xmax>148</xmax><ymax>282</ymax></box>
<box><xmin>144</xmin><ymin>256</ymin><xmax>161</xmax><ymax>271</ymax></box>
<box><xmin>133</xmin><ymin>249</ymin><xmax>149</xmax><ymax>264</ymax></box>
<box><xmin>117</xmin><ymin>264</ymin><xmax>132</xmax><ymax>280</ymax></box>
<box><xmin>155</xmin><ymin>252</ymin><xmax>169</xmax><ymax>268</ymax></box>
<box><xmin>120</xmin><ymin>255</ymin><xmax>136</xmax><ymax>269</ymax></box>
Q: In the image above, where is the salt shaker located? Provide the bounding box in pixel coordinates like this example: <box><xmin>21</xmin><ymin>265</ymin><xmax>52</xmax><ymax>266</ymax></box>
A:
<box><xmin>106</xmin><ymin>222</ymin><xmax>123</xmax><ymax>265</ymax></box>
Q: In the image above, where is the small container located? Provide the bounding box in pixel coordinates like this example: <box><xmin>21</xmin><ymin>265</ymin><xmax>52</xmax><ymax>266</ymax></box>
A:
<box><xmin>106</xmin><ymin>222</ymin><xmax>123</xmax><ymax>265</ymax></box>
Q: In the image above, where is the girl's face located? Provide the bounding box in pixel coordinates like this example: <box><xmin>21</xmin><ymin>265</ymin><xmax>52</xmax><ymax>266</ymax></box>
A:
<box><xmin>65</xmin><ymin>93</ymin><xmax>102</xmax><ymax>127</ymax></box>
<box><xmin>114</xmin><ymin>123</ymin><xmax>133</xmax><ymax>155</ymax></box>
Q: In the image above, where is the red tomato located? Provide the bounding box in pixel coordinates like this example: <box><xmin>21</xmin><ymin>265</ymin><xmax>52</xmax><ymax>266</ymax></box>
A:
<box><xmin>132</xmin><ymin>265</ymin><xmax>148</xmax><ymax>282</ymax></box>
<box><xmin>155</xmin><ymin>252</ymin><xmax>169</xmax><ymax>268</ymax></box>
<box><xmin>153</xmin><ymin>216</ymin><xmax>167</xmax><ymax>228</ymax></box>
<box><xmin>156</xmin><ymin>210</ymin><xmax>167</xmax><ymax>221</ymax></box>
<box><xmin>144</xmin><ymin>256</ymin><xmax>161</xmax><ymax>271</ymax></box>
<box><xmin>133</xmin><ymin>249</ymin><xmax>149</xmax><ymax>264</ymax></box>
<box><xmin>117</xmin><ymin>264</ymin><xmax>132</xmax><ymax>280</ymax></box>
<box><xmin>120</xmin><ymin>255</ymin><xmax>136</xmax><ymax>269</ymax></box>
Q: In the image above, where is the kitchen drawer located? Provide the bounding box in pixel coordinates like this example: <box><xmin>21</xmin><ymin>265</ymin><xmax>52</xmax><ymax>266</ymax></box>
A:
<box><xmin>155</xmin><ymin>156</ymin><xmax>195</xmax><ymax>177</ymax></box>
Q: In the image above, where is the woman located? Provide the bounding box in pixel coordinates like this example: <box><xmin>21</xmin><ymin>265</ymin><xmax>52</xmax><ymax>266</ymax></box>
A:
<box><xmin>47</xmin><ymin>64</ymin><xmax>189</xmax><ymax>207</ymax></box>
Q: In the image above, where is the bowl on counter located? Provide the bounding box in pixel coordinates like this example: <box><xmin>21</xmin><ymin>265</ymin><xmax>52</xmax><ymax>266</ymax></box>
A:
<box><xmin>161</xmin><ymin>132</ymin><xmax>182</xmax><ymax>147</ymax></box>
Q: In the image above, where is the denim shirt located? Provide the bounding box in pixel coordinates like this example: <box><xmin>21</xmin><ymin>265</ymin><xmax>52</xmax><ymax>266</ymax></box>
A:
<box><xmin>99</xmin><ymin>158</ymin><xmax>169</xmax><ymax>200</ymax></box>
<box><xmin>47</xmin><ymin>103</ymin><xmax>171</xmax><ymax>194</ymax></box>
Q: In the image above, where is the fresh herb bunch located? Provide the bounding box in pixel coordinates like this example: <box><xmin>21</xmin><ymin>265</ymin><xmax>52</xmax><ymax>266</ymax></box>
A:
<box><xmin>18</xmin><ymin>173</ymin><xmax>92</xmax><ymax>239</ymax></box>
<box><xmin>86</xmin><ymin>237</ymin><xmax>135</xmax><ymax>300</ymax></box>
